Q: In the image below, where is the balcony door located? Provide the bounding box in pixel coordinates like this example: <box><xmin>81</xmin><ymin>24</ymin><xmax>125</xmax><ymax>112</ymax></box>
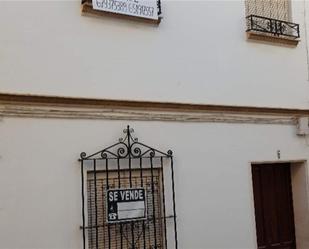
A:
<box><xmin>251</xmin><ymin>163</ymin><xmax>296</xmax><ymax>249</ymax></box>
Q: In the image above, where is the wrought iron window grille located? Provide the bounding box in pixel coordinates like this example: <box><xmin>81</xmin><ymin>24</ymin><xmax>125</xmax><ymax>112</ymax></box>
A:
<box><xmin>79</xmin><ymin>126</ymin><xmax>178</xmax><ymax>249</ymax></box>
<box><xmin>246</xmin><ymin>15</ymin><xmax>300</xmax><ymax>39</ymax></box>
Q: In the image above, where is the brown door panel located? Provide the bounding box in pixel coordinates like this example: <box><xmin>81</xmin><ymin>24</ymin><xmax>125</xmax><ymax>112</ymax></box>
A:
<box><xmin>252</xmin><ymin>164</ymin><xmax>296</xmax><ymax>249</ymax></box>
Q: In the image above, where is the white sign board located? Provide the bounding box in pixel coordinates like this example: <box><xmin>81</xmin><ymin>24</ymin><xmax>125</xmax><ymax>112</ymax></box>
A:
<box><xmin>107</xmin><ymin>188</ymin><xmax>147</xmax><ymax>223</ymax></box>
<box><xmin>92</xmin><ymin>0</ymin><xmax>159</xmax><ymax>20</ymax></box>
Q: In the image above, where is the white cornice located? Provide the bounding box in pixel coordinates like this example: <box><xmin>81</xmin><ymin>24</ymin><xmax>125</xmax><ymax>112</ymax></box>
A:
<box><xmin>0</xmin><ymin>104</ymin><xmax>296</xmax><ymax>125</ymax></box>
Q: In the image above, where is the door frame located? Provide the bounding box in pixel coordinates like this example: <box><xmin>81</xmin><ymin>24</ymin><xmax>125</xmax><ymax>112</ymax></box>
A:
<box><xmin>249</xmin><ymin>160</ymin><xmax>309</xmax><ymax>249</ymax></box>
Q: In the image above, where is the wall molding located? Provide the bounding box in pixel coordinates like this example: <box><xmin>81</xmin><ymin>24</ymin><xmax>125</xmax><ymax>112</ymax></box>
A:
<box><xmin>0</xmin><ymin>103</ymin><xmax>297</xmax><ymax>125</ymax></box>
<box><xmin>1</xmin><ymin>93</ymin><xmax>309</xmax><ymax>114</ymax></box>
<box><xmin>0</xmin><ymin>93</ymin><xmax>306</xmax><ymax>124</ymax></box>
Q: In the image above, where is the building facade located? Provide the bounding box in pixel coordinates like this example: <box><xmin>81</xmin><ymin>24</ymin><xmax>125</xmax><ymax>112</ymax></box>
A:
<box><xmin>0</xmin><ymin>0</ymin><xmax>309</xmax><ymax>249</ymax></box>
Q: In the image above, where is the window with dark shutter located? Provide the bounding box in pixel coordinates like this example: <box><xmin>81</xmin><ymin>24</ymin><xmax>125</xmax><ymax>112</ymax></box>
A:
<box><xmin>87</xmin><ymin>170</ymin><xmax>165</xmax><ymax>249</ymax></box>
<box><xmin>245</xmin><ymin>0</ymin><xmax>300</xmax><ymax>45</ymax></box>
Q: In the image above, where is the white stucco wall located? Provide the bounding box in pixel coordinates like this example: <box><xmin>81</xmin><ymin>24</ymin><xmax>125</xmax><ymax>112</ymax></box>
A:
<box><xmin>1</xmin><ymin>1</ymin><xmax>309</xmax><ymax>248</ymax></box>
<box><xmin>0</xmin><ymin>118</ymin><xmax>309</xmax><ymax>249</ymax></box>
<box><xmin>0</xmin><ymin>0</ymin><xmax>309</xmax><ymax>108</ymax></box>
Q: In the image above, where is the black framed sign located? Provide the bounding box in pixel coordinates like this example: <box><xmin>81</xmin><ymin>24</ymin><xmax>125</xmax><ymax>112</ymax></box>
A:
<box><xmin>107</xmin><ymin>188</ymin><xmax>147</xmax><ymax>223</ymax></box>
<box><xmin>91</xmin><ymin>0</ymin><xmax>161</xmax><ymax>20</ymax></box>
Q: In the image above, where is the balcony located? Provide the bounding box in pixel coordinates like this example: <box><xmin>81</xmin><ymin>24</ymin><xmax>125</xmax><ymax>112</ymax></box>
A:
<box><xmin>246</xmin><ymin>15</ymin><xmax>300</xmax><ymax>46</ymax></box>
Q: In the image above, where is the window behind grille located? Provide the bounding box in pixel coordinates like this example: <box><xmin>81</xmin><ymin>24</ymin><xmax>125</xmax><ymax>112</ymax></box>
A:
<box><xmin>87</xmin><ymin>169</ymin><xmax>164</xmax><ymax>249</ymax></box>
<box><xmin>245</xmin><ymin>0</ymin><xmax>290</xmax><ymax>21</ymax></box>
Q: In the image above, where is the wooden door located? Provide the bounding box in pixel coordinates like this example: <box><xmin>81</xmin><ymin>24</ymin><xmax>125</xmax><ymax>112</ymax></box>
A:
<box><xmin>251</xmin><ymin>164</ymin><xmax>296</xmax><ymax>249</ymax></box>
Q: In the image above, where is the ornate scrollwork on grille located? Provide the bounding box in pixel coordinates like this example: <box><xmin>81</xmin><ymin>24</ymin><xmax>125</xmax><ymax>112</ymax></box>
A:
<box><xmin>79</xmin><ymin>125</ymin><xmax>172</xmax><ymax>160</ymax></box>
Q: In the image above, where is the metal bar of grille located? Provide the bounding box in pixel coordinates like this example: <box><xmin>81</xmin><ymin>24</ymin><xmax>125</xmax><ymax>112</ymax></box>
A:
<box><xmin>250</xmin><ymin>14</ymin><xmax>253</xmax><ymax>30</ymax></box>
<box><xmin>160</xmin><ymin>157</ymin><xmax>168</xmax><ymax>249</ymax></box>
<box><xmin>101</xmin><ymin>182</ymin><xmax>106</xmax><ymax>249</ymax></box>
<box><xmin>88</xmin><ymin>177</ymin><xmax>94</xmax><ymax>246</ymax></box>
<box><xmin>93</xmin><ymin>159</ymin><xmax>99</xmax><ymax>249</ymax></box>
<box><xmin>274</xmin><ymin>19</ymin><xmax>278</xmax><ymax>35</ymax></box>
<box><xmin>105</xmin><ymin>158</ymin><xmax>111</xmax><ymax>249</ymax></box>
<box><xmin>139</xmin><ymin>157</ymin><xmax>146</xmax><ymax>249</ymax></box>
<box><xmin>82</xmin><ymin>216</ymin><xmax>175</xmax><ymax>229</ymax></box>
<box><xmin>126</xmin><ymin>128</ymin><xmax>135</xmax><ymax>248</ymax></box>
<box><xmin>269</xmin><ymin>17</ymin><xmax>273</xmax><ymax>34</ymax></box>
<box><xmin>117</xmin><ymin>158</ymin><xmax>123</xmax><ymax>249</ymax></box>
<box><xmin>81</xmin><ymin>160</ymin><xmax>86</xmax><ymax>249</ymax></box>
<box><xmin>170</xmin><ymin>156</ymin><xmax>178</xmax><ymax>249</ymax></box>
<box><xmin>150</xmin><ymin>156</ymin><xmax>158</xmax><ymax>249</ymax></box>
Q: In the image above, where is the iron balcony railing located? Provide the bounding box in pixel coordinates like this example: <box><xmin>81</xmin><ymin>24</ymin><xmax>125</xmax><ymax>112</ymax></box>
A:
<box><xmin>246</xmin><ymin>15</ymin><xmax>300</xmax><ymax>39</ymax></box>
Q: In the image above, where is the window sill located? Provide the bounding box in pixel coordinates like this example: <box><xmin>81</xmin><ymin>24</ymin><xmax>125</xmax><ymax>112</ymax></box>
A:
<box><xmin>246</xmin><ymin>31</ymin><xmax>300</xmax><ymax>46</ymax></box>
